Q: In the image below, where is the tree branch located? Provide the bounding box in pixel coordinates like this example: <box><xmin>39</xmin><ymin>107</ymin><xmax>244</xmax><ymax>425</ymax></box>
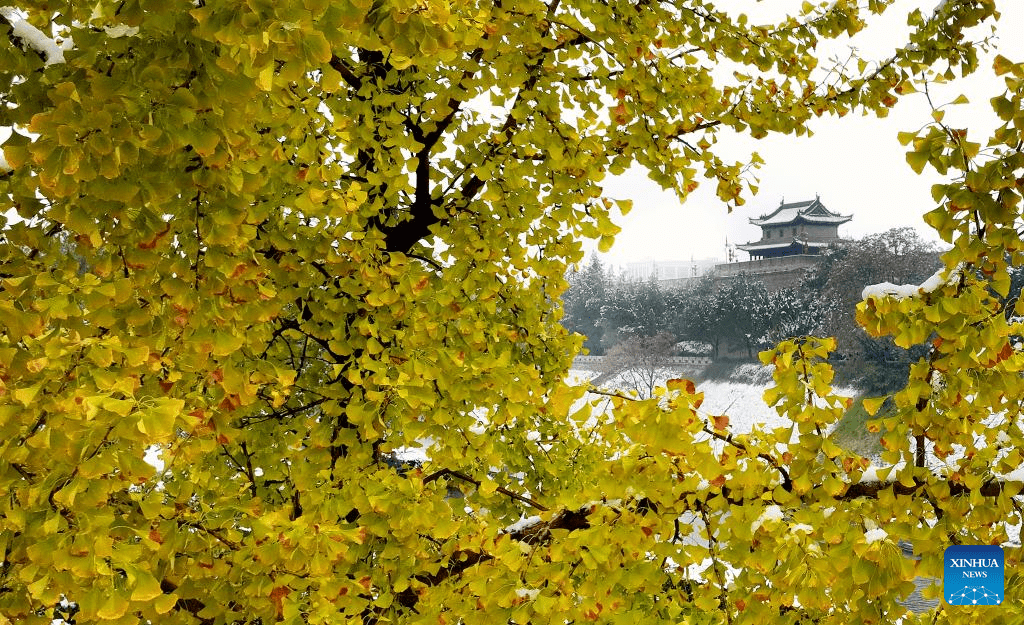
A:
<box><xmin>423</xmin><ymin>468</ymin><xmax>549</xmax><ymax>511</ymax></box>
<box><xmin>700</xmin><ymin>426</ymin><xmax>792</xmax><ymax>492</ymax></box>
<box><xmin>378</xmin><ymin>57</ymin><xmax>481</xmax><ymax>254</ymax></box>
<box><xmin>0</xmin><ymin>7</ymin><xmax>66</xmax><ymax>66</ymax></box>
<box><xmin>327</xmin><ymin>54</ymin><xmax>362</xmax><ymax>90</ymax></box>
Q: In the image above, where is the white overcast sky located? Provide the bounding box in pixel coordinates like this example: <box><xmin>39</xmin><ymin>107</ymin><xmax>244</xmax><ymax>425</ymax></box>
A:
<box><xmin>592</xmin><ymin>1</ymin><xmax>1024</xmax><ymax>267</ymax></box>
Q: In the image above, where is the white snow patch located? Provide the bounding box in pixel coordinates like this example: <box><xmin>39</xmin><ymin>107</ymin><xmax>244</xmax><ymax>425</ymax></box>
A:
<box><xmin>697</xmin><ymin>378</ymin><xmax>792</xmax><ymax>434</ymax></box>
<box><xmin>392</xmin><ymin>438</ymin><xmax>434</xmax><ymax>463</ymax></box>
<box><xmin>505</xmin><ymin>515</ymin><xmax>542</xmax><ymax>534</ymax></box>
<box><xmin>1</xmin><ymin>7</ymin><xmax>66</xmax><ymax>65</ymax></box>
<box><xmin>103</xmin><ymin>24</ymin><xmax>139</xmax><ymax>37</ymax></box>
<box><xmin>566</xmin><ymin>369</ymin><xmax>600</xmax><ymax>385</ymax></box>
<box><xmin>515</xmin><ymin>588</ymin><xmax>540</xmax><ymax>600</ymax></box>
<box><xmin>861</xmin><ymin>282</ymin><xmax>922</xmax><ymax>300</ymax></box>
<box><xmin>751</xmin><ymin>505</ymin><xmax>784</xmax><ymax>532</ymax></box>
<box><xmin>862</xmin><ymin>264</ymin><xmax>962</xmax><ymax>301</ymax></box>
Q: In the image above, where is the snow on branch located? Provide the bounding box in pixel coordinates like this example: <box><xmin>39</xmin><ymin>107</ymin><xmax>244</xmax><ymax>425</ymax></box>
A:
<box><xmin>863</xmin><ymin>527</ymin><xmax>888</xmax><ymax>544</ymax></box>
<box><xmin>0</xmin><ymin>10</ymin><xmax>135</xmax><ymax>174</ymax></box>
<box><xmin>0</xmin><ymin>7</ymin><xmax>66</xmax><ymax>66</ymax></box>
<box><xmin>861</xmin><ymin>264</ymin><xmax>963</xmax><ymax>301</ymax></box>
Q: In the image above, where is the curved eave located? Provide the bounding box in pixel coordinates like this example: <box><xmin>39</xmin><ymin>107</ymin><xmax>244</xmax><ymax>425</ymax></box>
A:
<box><xmin>750</xmin><ymin>201</ymin><xmax>816</xmax><ymax>225</ymax></box>
<box><xmin>749</xmin><ymin>214</ymin><xmax>852</xmax><ymax>227</ymax></box>
<box><xmin>737</xmin><ymin>240</ymin><xmax>830</xmax><ymax>252</ymax></box>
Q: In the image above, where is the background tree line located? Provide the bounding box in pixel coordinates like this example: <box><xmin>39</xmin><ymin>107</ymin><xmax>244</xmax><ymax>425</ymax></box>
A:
<box><xmin>562</xmin><ymin>227</ymin><xmax>967</xmax><ymax>393</ymax></box>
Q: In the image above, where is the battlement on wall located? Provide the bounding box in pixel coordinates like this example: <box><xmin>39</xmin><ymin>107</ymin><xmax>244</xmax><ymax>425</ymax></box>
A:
<box><xmin>712</xmin><ymin>254</ymin><xmax>819</xmax><ymax>290</ymax></box>
<box><xmin>572</xmin><ymin>355</ymin><xmax>713</xmax><ymax>370</ymax></box>
<box><xmin>714</xmin><ymin>254</ymin><xmax>819</xmax><ymax>277</ymax></box>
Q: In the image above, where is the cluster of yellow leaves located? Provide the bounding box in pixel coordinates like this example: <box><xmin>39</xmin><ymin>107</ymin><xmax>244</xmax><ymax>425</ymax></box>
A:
<box><xmin>0</xmin><ymin>1</ymin><xmax>1020</xmax><ymax>625</ymax></box>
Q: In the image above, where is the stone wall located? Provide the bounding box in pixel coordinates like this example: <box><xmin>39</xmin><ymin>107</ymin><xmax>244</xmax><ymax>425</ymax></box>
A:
<box><xmin>572</xmin><ymin>355</ymin><xmax>713</xmax><ymax>371</ymax></box>
<box><xmin>712</xmin><ymin>254</ymin><xmax>819</xmax><ymax>291</ymax></box>
<box><xmin>657</xmin><ymin>255</ymin><xmax>822</xmax><ymax>291</ymax></box>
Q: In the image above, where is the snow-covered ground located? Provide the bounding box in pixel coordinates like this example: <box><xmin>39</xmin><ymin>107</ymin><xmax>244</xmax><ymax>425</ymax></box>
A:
<box><xmin>580</xmin><ymin>362</ymin><xmax>858</xmax><ymax>434</ymax></box>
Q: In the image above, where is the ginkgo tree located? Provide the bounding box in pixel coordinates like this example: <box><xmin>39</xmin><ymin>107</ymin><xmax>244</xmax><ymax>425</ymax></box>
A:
<box><xmin>1</xmin><ymin>1</ymin><xmax>1022</xmax><ymax>624</ymax></box>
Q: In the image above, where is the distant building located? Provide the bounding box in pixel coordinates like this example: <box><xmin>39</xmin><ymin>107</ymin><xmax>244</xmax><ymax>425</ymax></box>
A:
<box><xmin>715</xmin><ymin>197</ymin><xmax>851</xmax><ymax>290</ymax></box>
<box><xmin>737</xmin><ymin>197</ymin><xmax>851</xmax><ymax>260</ymax></box>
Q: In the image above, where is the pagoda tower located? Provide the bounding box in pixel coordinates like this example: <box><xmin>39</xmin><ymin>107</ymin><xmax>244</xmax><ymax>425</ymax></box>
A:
<box><xmin>737</xmin><ymin>197</ymin><xmax>851</xmax><ymax>261</ymax></box>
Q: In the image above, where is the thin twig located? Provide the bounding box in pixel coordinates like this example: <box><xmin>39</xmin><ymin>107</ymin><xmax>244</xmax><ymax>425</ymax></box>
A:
<box><xmin>422</xmin><ymin>468</ymin><xmax>548</xmax><ymax>511</ymax></box>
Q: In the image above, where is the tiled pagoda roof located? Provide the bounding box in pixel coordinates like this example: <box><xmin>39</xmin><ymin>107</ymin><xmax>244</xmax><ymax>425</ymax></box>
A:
<box><xmin>749</xmin><ymin>198</ymin><xmax>852</xmax><ymax>227</ymax></box>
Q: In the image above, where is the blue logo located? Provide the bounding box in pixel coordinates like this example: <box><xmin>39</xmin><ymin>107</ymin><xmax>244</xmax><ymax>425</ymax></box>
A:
<box><xmin>944</xmin><ymin>545</ymin><xmax>1003</xmax><ymax>605</ymax></box>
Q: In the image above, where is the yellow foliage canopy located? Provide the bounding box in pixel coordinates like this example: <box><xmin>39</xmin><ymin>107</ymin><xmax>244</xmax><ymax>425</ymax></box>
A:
<box><xmin>0</xmin><ymin>1</ymin><xmax>1022</xmax><ymax>624</ymax></box>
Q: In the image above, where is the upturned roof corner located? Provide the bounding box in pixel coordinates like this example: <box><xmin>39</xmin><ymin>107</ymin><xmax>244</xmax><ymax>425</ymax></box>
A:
<box><xmin>749</xmin><ymin>198</ymin><xmax>852</xmax><ymax>227</ymax></box>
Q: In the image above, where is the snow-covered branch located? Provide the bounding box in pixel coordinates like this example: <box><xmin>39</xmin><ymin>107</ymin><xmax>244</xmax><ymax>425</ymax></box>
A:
<box><xmin>0</xmin><ymin>11</ymin><xmax>137</xmax><ymax>175</ymax></box>
<box><xmin>0</xmin><ymin>7</ymin><xmax>66</xmax><ymax>66</ymax></box>
<box><xmin>861</xmin><ymin>264</ymin><xmax>963</xmax><ymax>301</ymax></box>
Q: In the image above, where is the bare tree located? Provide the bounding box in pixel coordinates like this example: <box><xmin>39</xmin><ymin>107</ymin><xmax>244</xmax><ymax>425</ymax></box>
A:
<box><xmin>600</xmin><ymin>332</ymin><xmax>679</xmax><ymax>399</ymax></box>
